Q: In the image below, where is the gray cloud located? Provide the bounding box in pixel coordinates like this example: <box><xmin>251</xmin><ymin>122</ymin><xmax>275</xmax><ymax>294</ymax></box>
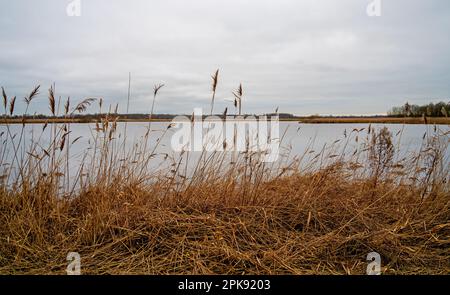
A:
<box><xmin>1</xmin><ymin>0</ymin><xmax>449</xmax><ymax>115</ymax></box>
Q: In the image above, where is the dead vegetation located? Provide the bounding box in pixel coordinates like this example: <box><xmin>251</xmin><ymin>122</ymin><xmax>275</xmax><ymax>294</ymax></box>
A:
<box><xmin>0</xmin><ymin>80</ymin><xmax>449</xmax><ymax>275</ymax></box>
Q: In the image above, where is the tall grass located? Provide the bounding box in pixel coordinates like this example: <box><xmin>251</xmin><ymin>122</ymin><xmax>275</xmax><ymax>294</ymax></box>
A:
<box><xmin>0</xmin><ymin>78</ymin><xmax>449</xmax><ymax>274</ymax></box>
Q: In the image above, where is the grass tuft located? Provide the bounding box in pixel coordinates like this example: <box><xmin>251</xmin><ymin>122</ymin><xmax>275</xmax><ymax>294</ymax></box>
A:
<box><xmin>0</xmin><ymin>81</ymin><xmax>448</xmax><ymax>275</ymax></box>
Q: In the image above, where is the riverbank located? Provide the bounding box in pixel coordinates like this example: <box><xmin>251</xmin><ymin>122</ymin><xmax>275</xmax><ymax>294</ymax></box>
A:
<box><xmin>1</xmin><ymin>126</ymin><xmax>449</xmax><ymax>274</ymax></box>
<box><xmin>294</xmin><ymin>116</ymin><xmax>450</xmax><ymax>125</ymax></box>
<box><xmin>1</xmin><ymin>116</ymin><xmax>449</xmax><ymax>125</ymax></box>
<box><xmin>1</xmin><ymin>160</ymin><xmax>448</xmax><ymax>274</ymax></box>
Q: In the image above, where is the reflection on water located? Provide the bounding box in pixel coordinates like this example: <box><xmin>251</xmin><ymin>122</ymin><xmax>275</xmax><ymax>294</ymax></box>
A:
<box><xmin>1</xmin><ymin>122</ymin><xmax>449</xmax><ymax>184</ymax></box>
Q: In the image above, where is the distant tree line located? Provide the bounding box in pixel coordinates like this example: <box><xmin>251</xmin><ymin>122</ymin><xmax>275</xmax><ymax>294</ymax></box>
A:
<box><xmin>1</xmin><ymin>112</ymin><xmax>296</xmax><ymax>120</ymax></box>
<box><xmin>0</xmin><ymin>113</ymin><xmax>179</xmax><ymax>121</ymax></box>
<box><xmin>388</xmin><ymin>101</ymin><xmax>450</xmax><ymax>117</ymax></box>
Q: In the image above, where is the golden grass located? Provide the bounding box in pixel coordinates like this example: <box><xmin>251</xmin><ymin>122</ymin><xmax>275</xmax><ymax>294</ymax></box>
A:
<box><xmin>0</xmin><ymin>162</ymin><xmax>449</xmax><ymax>274</ymax></box>
<box><xmin>0</xmin><ymin>167</ymin><xmax>450</xmax><ymax>274</ymax></box>
<box><xmin>0</xmin><ymin>84</ymin><xmax>449</xmax><ymax>275</ymax></box>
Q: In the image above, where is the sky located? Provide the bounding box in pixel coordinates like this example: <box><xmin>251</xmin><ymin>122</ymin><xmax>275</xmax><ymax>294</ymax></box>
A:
<box><xmin>0</xmin><ymin>0</ymin><xmax>449</xmax><ymax>116</ymax></box>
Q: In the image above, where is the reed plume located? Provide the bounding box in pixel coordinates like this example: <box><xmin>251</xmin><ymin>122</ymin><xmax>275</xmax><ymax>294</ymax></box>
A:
<box><xmin>2</xmin><ymin>87</ymin><xmax>7</xmax><ymax>109</ymax></box>
<box><xmin>232</xmin><ymin>83</ymin><xmax>243</xmax><ymax>115</ymax></box>
<box><xmin>24</xmin><ymin>85</ymin><xmax>40</xmax><ymax>105</ymax></box>
<box><xmin>147</xmin><ymin>83</ymin><xmax>165</xmax><ymax>135</ymax></box>
<box><xmin>64</xmin><ymin>97</ymin><xmax>70</xmax><ymax>115</ymax></box>
<box><xmin>48</xmin><ymin>86</ymin><xmax>56</xmax><ymax>115</ymax></box>
<box><xmin>210</xmin><ymin>69</ymin><xmax>219</xmax><ymax>115</ymax></box>
<box><xmin>150</xmin><ymin>84</ymin><xmax>164</xmax><ymax>120</ymax></box>
<box><xmin>9</xmin><ymin>96</ymin><xmax>16</xmax><ymax>115</ymax></box>
<box><xmin>73</xmin><ymin>98</ymin><xmax>97</xmax><ymax>114</ymax></box>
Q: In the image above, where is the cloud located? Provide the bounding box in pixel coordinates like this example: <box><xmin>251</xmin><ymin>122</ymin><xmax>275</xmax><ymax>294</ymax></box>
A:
<box><xmin>0</xmin><ymin>0</ymin><xmax>449</xmax><ymax>116</ymax></box>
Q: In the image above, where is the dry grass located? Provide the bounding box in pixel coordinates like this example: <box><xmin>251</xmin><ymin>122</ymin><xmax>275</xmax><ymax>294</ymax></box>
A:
<box><xmin>0</xmin><ymin>84</ymin><xmax>449</xmax><ymax>275</ymax></box>
<box><xmin>1</xmin><ymin>166</ymin><xmax>449</xmax><ymax>274</ymax></box>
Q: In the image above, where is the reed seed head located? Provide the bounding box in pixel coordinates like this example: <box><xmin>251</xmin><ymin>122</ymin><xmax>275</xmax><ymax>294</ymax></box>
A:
<box><xmin>25</xmin><ymin>85</ymin><xmax>40</xmax><ymax>105</ymax></box>
<box><xmin>211</xmin><ymin>69</ymin><xmax>219</xmax><ymax>92</ymax></box>
<box><xmin>2</xmin><ymin>87</ymin><xmax>7</xmax><ymax>109</ymax></box>
<box><xmin>48</xmin><ymin>86</ymin><xmax>56</xmax><ymax>115</ymax></box>
<box><xmin>64</xmin><ymin>97</ymin><xmax>70</xmax><ymax>115</ymax></box>
<box><xmin>9</xmin><ymin>96</ymin><xmax>16</xmax><ymax>115</ymax></box>
<box><xmin>153</xmin><ymin>84</ymin><xmax>165</xmax><ymax>98</ymax></box>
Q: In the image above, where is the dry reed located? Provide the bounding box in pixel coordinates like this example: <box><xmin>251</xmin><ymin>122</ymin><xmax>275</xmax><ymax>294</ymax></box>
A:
<box><xmin>0</xmin><ymin>82</ymin><xmax>448</xmax><ymax>275</ymax></box>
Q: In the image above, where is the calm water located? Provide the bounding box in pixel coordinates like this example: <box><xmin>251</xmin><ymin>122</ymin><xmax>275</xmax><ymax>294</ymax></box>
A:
<box><xmin>1</xmin><ymin>122</ymin><xmax>449</xmax><ymax>179</ymax></box>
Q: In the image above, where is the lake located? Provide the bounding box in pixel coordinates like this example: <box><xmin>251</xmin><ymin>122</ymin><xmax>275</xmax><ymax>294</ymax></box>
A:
<box><xmin>1</xmin><ymin>122</ymin><xmax>449</xmax><ymax>184</ymax></box>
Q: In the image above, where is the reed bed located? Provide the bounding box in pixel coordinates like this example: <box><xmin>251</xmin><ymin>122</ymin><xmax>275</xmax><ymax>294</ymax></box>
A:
<box><xmin>0</xmin><ymin>81</ymin><xmax>449</xmax><ymax>275</ymax></box>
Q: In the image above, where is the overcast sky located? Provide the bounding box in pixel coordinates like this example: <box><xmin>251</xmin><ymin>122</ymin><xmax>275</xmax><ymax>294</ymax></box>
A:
<box><xmin>1</xmin><ymin>0</ymin><xmax>449</xmax><ymax>116</ymax></box>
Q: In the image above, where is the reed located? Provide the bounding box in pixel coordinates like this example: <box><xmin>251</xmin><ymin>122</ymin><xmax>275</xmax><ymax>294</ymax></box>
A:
<box><xmin>147</xmin><ymin>83</ymin><xmax>165</xmax><ymax>134</ymax></box>
<box><xmin>210</xmin><ymin>69</ymin><xmax>219</xmax><ymax>115</ymax></box>
<box><xmin>232</xmin><ymin>83</ymin><xmax>243</xmax><ymax>115</ymax></box>
<box><xmin>0</xmin><ymin>80</ymin><xmax>448</xmax><ymax>275</ymax></box>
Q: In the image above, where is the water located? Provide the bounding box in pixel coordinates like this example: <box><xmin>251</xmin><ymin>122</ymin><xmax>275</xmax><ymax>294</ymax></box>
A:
<box><xmin>1</xmin><ymin>122</ymin><xmax>449</xmax><ymax>183</ymax></box>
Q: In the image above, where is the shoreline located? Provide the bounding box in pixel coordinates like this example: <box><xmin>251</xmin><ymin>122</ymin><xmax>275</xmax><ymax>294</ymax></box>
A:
<box><xmin>1</xmin><ymin>117</ymin><xmax>449</xmax><ymax>125</ymax></box>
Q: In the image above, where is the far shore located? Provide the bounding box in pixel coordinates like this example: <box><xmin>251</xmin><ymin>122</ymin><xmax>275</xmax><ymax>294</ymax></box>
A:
<box><xmin>1</xmin><ymin>116</ymin><xmax>449</xmax><ymax>125</ymax></box>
